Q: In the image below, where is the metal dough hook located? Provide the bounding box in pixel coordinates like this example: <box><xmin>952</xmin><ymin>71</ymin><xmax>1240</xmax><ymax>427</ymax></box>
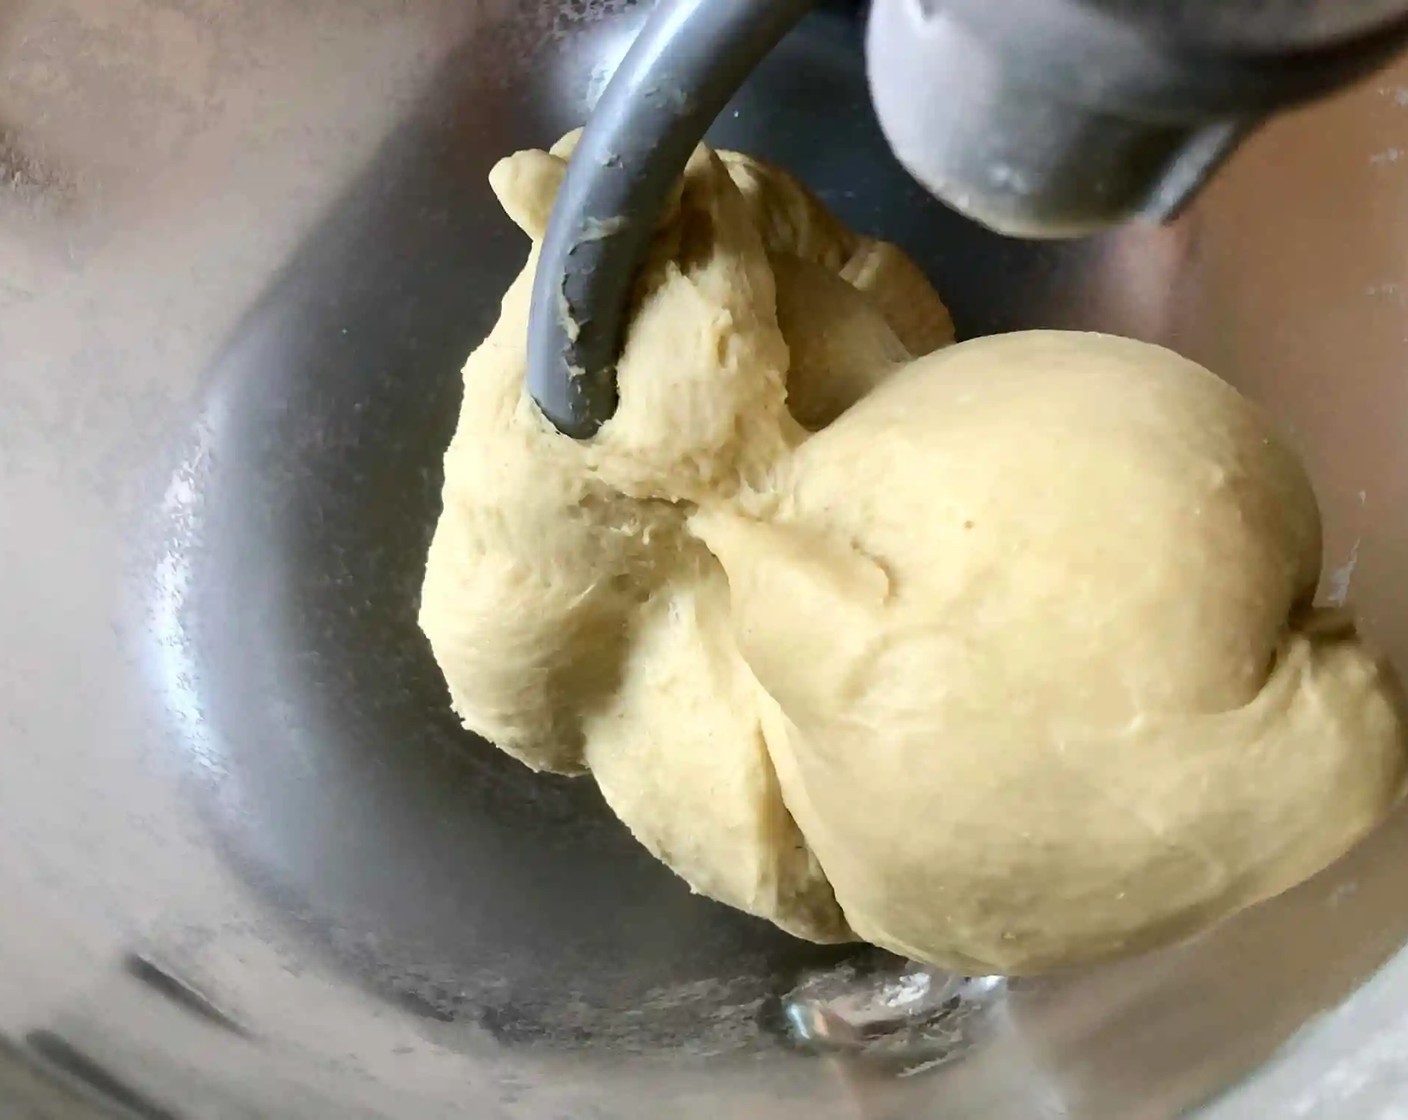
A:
<box><xmin>526</xmin><ymin>0</ymin><xmax>816</xmax><ymax>439</ymax></box>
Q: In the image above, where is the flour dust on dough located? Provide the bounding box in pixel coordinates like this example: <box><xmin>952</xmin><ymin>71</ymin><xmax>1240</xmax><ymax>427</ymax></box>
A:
<box><xmin>418</xmin><ymin>136</ymin><xmax>1407</xmax><ymax>974</ymax></box>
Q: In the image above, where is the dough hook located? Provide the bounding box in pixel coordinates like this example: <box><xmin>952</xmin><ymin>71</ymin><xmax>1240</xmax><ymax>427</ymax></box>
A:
<box><xmin>526</xmin><ymin>0</ymin><xmax>815</xmax><ymax>438</ymax></box>
<box><xmin>527</xmin><ymin>0</ymin><xmax>1408</xmax><ymax>439</ymax></box>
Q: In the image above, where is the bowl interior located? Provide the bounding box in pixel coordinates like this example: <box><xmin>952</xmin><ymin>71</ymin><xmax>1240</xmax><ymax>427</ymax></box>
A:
<box><xmin>4</xmin><ymin>2</ymin><xmax>1408</xmax><ymax>1117</ymax></box>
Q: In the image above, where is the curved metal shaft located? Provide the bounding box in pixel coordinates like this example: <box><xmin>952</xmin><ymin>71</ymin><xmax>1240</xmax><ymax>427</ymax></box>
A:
<box><xmin>527</xmin><ymin>0</ymin><xmax>816</xmax><ymax>439</ymax></box>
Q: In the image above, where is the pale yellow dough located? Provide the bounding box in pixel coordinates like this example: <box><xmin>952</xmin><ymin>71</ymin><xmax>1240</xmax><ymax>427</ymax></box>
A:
<box><xmin>419</xmin><ymin>137</ymin><xmax>1408</xmax><ymax>973</ymax></box>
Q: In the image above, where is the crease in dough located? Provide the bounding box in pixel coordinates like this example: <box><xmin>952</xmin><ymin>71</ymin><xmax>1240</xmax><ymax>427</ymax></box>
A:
<box><xmin>419</xmin><ymin>137</ymin><xmax>1407</xmax><ymax>974</ymax></box>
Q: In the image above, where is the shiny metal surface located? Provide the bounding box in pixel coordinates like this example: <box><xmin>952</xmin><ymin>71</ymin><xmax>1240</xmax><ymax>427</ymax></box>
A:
<box><xmin>6</xmin><ymin>1</ymin><xmax>1408</xmax><ymax>1116</ymax></box>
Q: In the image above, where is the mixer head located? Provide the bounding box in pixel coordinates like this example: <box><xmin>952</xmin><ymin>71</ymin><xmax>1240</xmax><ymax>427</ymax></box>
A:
<box><xmin>867</xmin><ymin>0</ymin><xmax>1408</xmax><ymax>237</ymax></box>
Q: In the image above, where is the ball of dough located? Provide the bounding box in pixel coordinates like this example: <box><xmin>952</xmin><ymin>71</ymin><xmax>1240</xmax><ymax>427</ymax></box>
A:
<box><xmin>420</xmin><ymin>139</ymin><xmax>1407</xmax><ymax>973</ymax></box>
<box><xmin>694</xmin><ymin>331</ymin><xmax>1407</xmax><ymax>972</ymax></box>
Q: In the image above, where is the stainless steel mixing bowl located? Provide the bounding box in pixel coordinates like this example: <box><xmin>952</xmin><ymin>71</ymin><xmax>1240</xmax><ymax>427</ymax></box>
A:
<box><xmin>6</xmin><ymin>1</ymin><xmax>1408</xmax><ymax>1116</ymax></box>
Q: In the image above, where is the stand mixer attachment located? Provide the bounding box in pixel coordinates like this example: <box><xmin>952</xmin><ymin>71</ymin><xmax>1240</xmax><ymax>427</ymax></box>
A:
<box><xmin>528</xmin><ymin>0</ymin><xmax>1408</xmax><ymax>438</ymax></box>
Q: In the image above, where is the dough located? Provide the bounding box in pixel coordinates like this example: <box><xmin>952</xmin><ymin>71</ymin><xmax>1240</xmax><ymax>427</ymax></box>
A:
<box><xmin>419</xmin><ymin>137</ymin><xmax>1408</xmax><ymax>973</ymax></box>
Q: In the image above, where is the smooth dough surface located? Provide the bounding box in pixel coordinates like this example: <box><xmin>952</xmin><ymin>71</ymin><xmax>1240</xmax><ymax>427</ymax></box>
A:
<box><xmin>419</xmin><ymin>137</ymin><xmax>1408</xmax><ymax>973</ymax></box>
